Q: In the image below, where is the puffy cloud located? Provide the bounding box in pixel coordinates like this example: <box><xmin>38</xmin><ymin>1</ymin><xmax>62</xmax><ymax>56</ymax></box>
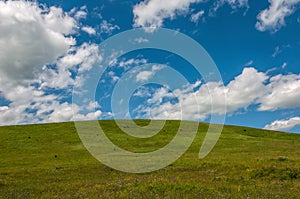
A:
<box><xmin>133</xmin><ymin>0</ymin><xmax>204</xmax><ymax>32</ymax></box>
<box><xmin>0</xmin><ymin>0</ymin><xmax>77</xmax><ymax>86</ymax></box>
<box><xmin>258</xmin><ymin>74</ymin><xmax>300</xmax><ymax>111</ymax></box>
<box><xmin>134</xmin><ymin>68</ymin><xmax>267</xmax><ymax>120</ymax></box>
<box><xmin>58</xmin><ymin>43</ymin><xmax>101</xmax><ymax>73</ymax></box>
<box><xmin>0</xmin><ymin>1</ymin><xmax>103</xmax><ymax>125</ymax></box>
<box><xmin>82</xmin><ymin>26</ymin><xmax>96</xmax><ymax>35</ymax></box>
<box><xmin>133</xmin><ymin>0</ymin><xmax>249</xmax><ymax>31</ymax></box>
<box><xmin>225</xmin><ymin>68</ymin><xmax>268</xmax><ymax>112</ymax></box>
<box><xmin>264</xmin><ymin>117</ymin><xmax>300</xmax><ymax>131</ymax></box>
<box><xmin>256</xmin><ymin>0</ymin><xmax>300</xmax><ymax>32</ymax></box>
<box><xmin>46</xmin><ymin>102</ymin><xmax>102</xmax><ymax>123</ymax></box>
<box><xmin>0</xmin><ymin>85</ymin><xmax>102</xmax><ymax>125</ymax></box>
<box><xmin>38</xmin><ymin>43</ymin><xmax>102</xmax><ymax>90</ymax></box>
<box><xmin>135</xmin><ymin>64</ymin><xmax>165</xmax><ymax>82</ymax></box>
<box><xmin>0</xmin><ymin>106</ymin><xmax>9</xmax><ymax>111</ymax></box>
<box><xmin>133</xmin><ymin>67</ymin><xmax>300</xmax><ymax>122</ymax></box>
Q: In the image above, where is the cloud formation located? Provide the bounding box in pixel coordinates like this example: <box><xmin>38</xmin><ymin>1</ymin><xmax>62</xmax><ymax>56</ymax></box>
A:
<box><xmin>212</xmin><ymin>0</ymin><xmax>249</xmax><ymax>13</ymax></box>
<box><xmin>0</xmin><ymin>0</ymin><xmax>77</xmax><ymax>86</ymax></box>
<box><xmin>133</xmin><ymin>0</ymin><xmax>249</xmax><ymax>31</ymax></box>
<box><xmin>133</xmin><ymin>0</ymin><xmax>204</xmax><ymax>32</ymax></box>
<box><xmin>135</xmin><ymin>64</ymin><xmax>166</xmax><ymax>82</ymax></box>
<box><xmin>264</xmin><ymin>117</ymin><xmax>300</xmax><ymax>131</ymax></box>
<box><xmin>133</xmin><ymin>67</ymin><xmax>300</xmax><ymax>131</ymax></box>
<box><xmin>0</xmin><ymin>1</ymin><xmax>102</xmax><ymax>125</ymax></box>
<box><xmin>256</xmin><ymin>0</ymin><xmax>300</xmax><ymax>32</ymax></box>
<box><xmin>258</xmin><ymin>73</ymin><xmax>300</xmax><ymax>111</ymax></box>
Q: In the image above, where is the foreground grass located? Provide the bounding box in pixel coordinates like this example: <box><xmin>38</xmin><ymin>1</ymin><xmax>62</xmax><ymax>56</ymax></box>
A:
<box><xmin>0</xmin><ymin>120</ymin><xmax>300</xmax><ymax>198</ymax></box>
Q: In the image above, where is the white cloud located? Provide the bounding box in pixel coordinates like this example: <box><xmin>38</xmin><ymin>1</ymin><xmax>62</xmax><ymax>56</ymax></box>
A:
<box><xmin>134</xmin><ymin>68</ymin><xmax>267</xmax><ymax>120</ymax></box>
<box><xmin>133</xmin><ymin>67</ymin><xmax>300</xmax><ymax>122</ymax></box>
<box><xmin>70</xmin><ymin>6</ymin><xmax>88</xmax><ymax>20</ymax></box>
<box><xmin>264</xmin><ymin>117</ymin><xmax>300</xmax><ymax>131</ymax></box>
<box><xmin>210</xmin><ymin>0</ymin><xmax>249</xmax><ymax>15</ymax></box>
<box><xmin>133</xmin><ymin>0</ymin><xmax>204</xmax><ymax>32</ymax></box>
<box><xmin>225</xmin><ymin>68</ymin><xmax>268</xmax><ymax>112</ymax></box>
<box><xmin>82</xmin><ymin>26</ymin><xmax>96</xmax><ymax>35</ymax></box>
<box><xmin>256</xmin><ymin>0</ymin><xmax>300</xmax><ymax>32</ymax></box>
<box><xmin>0</xmin><ymin>1</ymin><xmax>103</xmax><ymax>126</ymax></box>
<box><xmin>0</xmin><ymin>85</ymin><xmax>102</xmax><ymax>125</ymax></box>
<box><xmin>0</xmin><ymin>0</ymin><xmax>77</xmax><ymax>86</ymax></box>
<box><xmin>109</xmin><ymin>58</ymin><xmax>148</xmax><ymax>71</ymax></box>
<box><xmin>119</xmin><ymin>58</ymin><xmax>147</xmax><ymax>68</ymax></box>
<box><xmin>74</xmin><ymin>10</ymin><xmax>87</xmax><ymax>20</ymax></box>
<box><xmin>100</xmin><ymin>20</ymin><xmax>120</xmax><ymax>35</ymax></box>
<box><xmin>133</xmin><ymin>0</ymin><xmax>249</xmax><ymax>31</ymax></box>
<box><xmin>136</xmin><ymin>64</ymin><xmax>166</xmax><ymax>82</ymax></box>
<box><xmin>107</xmin><ymin>71</ymin><xmax>120</xmax><ymax>83</ymax></box>
<box><xmin>258</xmin><ymin>73</ymin><xmax>300</xmax><ymax>111</ymax></box>
<box><xmin>58</xmin><ymin>43</ymin><xmax>101</xmax><ymax>72</ymax></box>
<box><xmin>136</xmin><ymin>71</ymin><xmax>153</xmax><ymax>82</ymax></box>
<box><xmin>38</xmin><ymin>43</ymin><xmax>102</xmax><ymax>89</ymax></box>
<box><xmin>190</xmin><ymin>10</ymin><xmax>205</xmax><ymax>23</ymax></box>
<box><xmin>0</xmin><ymin>106</ymin><xmax>9</xmax><ymax>111</ymax></box>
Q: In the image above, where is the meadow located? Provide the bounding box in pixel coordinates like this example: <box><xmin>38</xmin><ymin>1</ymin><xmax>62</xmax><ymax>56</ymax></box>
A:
<box><xmin>1</xmin><ymin>120</ymin><xmax>300</xmax><ymax>198</ymax></box>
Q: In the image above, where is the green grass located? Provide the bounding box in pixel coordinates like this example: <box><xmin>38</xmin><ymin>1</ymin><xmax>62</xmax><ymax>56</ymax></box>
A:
<box><xmin>1</xmin><ymin>120</ymin><xmax>300</xmax><ymax>198</ymax></box>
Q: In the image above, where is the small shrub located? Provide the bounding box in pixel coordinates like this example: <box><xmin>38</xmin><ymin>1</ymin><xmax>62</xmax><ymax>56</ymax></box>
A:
<box><xmin>277</xmin><ymin>156</ymin><xmax>288</xmax><ymax>162</ymax></box>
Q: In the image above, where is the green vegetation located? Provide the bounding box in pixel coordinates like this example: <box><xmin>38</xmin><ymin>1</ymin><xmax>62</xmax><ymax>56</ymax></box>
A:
<box><xmin>1</xmin><ymin>120</ymin><xmax>300</xmax><ymax>198</ymax></box>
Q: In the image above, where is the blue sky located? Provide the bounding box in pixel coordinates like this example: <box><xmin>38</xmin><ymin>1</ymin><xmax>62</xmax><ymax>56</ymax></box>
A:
<box><xmin>0</xmin><ymin>0</ymin><xmax>299</xmax><ymax>133</ymax></box>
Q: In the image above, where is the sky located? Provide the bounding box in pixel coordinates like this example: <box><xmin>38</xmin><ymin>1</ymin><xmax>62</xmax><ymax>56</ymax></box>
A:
<box><xmin>0</xmin><ymin>0</ymin><xmax>299</xmax><ymax>133</ymax></box>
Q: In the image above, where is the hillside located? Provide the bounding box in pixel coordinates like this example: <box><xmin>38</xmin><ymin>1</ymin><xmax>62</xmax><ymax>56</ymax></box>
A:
<box><xmin>1</xmin><ymin>120</ymin><xmax>300</xmax><ymax>198</ymax></box>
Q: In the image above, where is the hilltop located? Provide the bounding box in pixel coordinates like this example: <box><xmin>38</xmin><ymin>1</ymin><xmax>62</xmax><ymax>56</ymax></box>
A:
<box><xmin>1</xmin><ymin>120</ymin><xmax>300</xmax><ymax>198</ymax></box>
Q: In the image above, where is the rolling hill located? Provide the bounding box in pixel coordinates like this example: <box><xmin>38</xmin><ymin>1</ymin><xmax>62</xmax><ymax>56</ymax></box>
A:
<box><xmin>1</xmin><ymin>120</ymin><xmax>300</xmax><ymax>198</ymax></box>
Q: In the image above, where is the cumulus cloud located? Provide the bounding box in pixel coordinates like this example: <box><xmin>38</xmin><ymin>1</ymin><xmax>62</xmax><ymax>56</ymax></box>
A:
<box><xmin>133</xmin><ymin>0</ymin><xmax>204</xmax><ymax>32</ymax></box>
<box><xmin>258</xmin><ymin>73</ymin><xmax>300</xmax><ymax>111</ymax></box>
<box><xmin>264</xmin><ymin>117</ymin><xmax>300</xmax><ymax>131</ymax></box>
<box><xmin>256</xmin><ymin>0</ymin><xmax>300</xmax><ymax>32</ymax></box>
<box><xmin>134</xmin><ymin>68</ymin><xmax>267</xmax><ymax>120</ymax></box>
<box><xmin>0</xmin><ymin>1</ymin><xmax>102</xmax><ymax>125</ymax></box>
<box><xmin>133</xmin><ymin>67</ymin><xmax>300</xmax><ymax>121</ymax></box>
<box><xmin>225</xmin><ymin>68</ymin><xmax>268</xmax><ymax>112</ymax></box>
<box><xmin>133</xmin><ymin>0</ymin><xmax>250</xmax><ymax>31</ymax></box>
<box><xmin>0</xmin><ymin>0</ymin><xmax>77</xmax><ymax>86</ymax></box>
<box><xmin>38</xmin><ymin>43</ymin><xmax>102</xmax><ymax>90</ymax></box>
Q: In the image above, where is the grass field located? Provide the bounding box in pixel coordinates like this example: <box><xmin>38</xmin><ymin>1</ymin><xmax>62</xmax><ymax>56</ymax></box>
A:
<box><xmin>1</xmin><ymin>120</ymin><xmax>300</xmax><ymax>198</ymax></box>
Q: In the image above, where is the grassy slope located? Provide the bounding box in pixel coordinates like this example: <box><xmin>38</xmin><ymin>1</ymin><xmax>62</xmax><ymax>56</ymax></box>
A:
<box><xmin>0</xmin><ymin>120</ymin><xmax>300</xmax><ymax>198</ymax></box>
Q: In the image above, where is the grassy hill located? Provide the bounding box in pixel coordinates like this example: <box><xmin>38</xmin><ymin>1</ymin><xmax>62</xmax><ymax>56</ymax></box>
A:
<box><xmin>1</xmin><ymin>120</ymin><xmax>300</xmax><ymax>198</ymax></box>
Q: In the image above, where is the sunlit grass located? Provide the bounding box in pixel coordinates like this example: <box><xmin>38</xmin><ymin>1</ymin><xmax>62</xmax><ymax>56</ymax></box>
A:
<box><xmin>1</xmin><ymin>120</ymin><xmax>300</xmax><ymax>198</ymax></box>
